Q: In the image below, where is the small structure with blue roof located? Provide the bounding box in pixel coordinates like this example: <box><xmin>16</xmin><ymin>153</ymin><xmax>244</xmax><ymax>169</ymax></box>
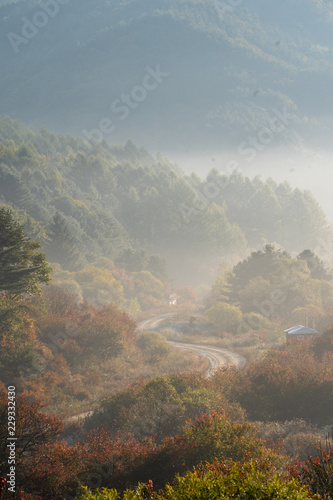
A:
<box><xmin>285</xmin><ymin>315</ymin><xmax>320</xmax><ymax>342</ymax></box>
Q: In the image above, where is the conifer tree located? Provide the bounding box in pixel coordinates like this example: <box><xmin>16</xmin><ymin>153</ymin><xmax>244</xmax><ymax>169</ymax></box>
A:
<box><xmin>0</xmin><ymin>207</ymin><xmax>51</xmax><ymax>298</ymax></box>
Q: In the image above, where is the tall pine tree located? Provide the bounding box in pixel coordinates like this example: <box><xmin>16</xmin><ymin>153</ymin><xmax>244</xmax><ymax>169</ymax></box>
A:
<box><xmin>0</xmin><ymin>208</ymin><xmax>51</xmax><ymax>298</ymax></box>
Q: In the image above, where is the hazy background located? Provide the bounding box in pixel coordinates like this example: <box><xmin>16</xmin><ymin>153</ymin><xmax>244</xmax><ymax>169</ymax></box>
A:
<box><xmin>1</xmin><ymin>0</ymin><xmax>333</xmax><ymax>285</ymax></box>
<box><xmin>171</xmin><ymin>149</ymin><xmax>333</xmax><ymax>219</ymax></box>
<box><xmin>1</xmin><ymin>0</ymin><xmax>333</xmax><ymax>219</ymax></box>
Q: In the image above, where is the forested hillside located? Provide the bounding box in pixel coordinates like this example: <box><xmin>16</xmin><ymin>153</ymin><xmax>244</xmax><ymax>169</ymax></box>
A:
<box><xmin>1</xmin><ymin>0</ymin><xmax>333</xmax><ymax>152</ymax></box>
<box><xmin>2</xmin><ymin>1</ymin><xmax>333</xmax><ymax>498</ymax></box>
<box><xmin>205</xmin><ymin>245</ymin><xmax>333</xmax><ymax>343</ymax></box>
<box><xmin>0</xmin><ymin>116</ymin><xmax>329</xmax><ymax>287</ymax></box>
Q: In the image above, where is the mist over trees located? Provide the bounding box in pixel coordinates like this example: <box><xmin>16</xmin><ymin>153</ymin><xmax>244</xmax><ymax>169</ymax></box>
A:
<box><xmin>0</xmin><ymin>116</ymin><xmax>329</xmax><ymax>287</ymax></box>
<box><xmin>1</xmin><ymin>0</ymin><xmax>333</xmax><ymax>152</ymax></box>
<box><xmin>1</xmin><ymin>1</ymin><xmax>333</xmax><ymax>497</ymax></box>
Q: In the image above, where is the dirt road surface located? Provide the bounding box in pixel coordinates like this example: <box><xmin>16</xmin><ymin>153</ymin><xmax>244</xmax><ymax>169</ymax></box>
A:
<box><xmin>67</xmin><ymin>315</ymin><xmax>246</xmax><ymax>422</ymax></box>
<box><xmin>168</xmin><ymin>341</ymin><xmax>246</xmax><ymax>377</ymax></box>
<box><xmin>138</xmin><ymin>313</ymin><xmax>246</xmax><ymax>376</ymax></box>
<box><xmin>136</xmin><ymin>313</ymin><xmax>175</xmax><ymax>332</ymax></box>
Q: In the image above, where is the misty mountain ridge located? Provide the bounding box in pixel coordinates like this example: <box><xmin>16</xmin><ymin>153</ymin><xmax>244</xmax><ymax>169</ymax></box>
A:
<box><xmin>1</xmin><ymin>0</ymin><xmax>333</xmax><ymax>156</ymax></box>
<box><xmin>0</xmin><ymin>115</ymin><xmax>330</xmax><ymax>285</ymax></box>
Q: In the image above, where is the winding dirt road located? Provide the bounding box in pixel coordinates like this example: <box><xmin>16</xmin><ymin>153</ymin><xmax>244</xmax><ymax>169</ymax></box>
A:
<box><xmin>137</xmin><ymin>313</ymin><xmax>176</xmax><ymax>332</ymax></box>
<box><xmin>138</xmin><ymin>314</ymin><xmax>246</xmax><ymax>376</ymax></box>
<box><xmin>168</xmin><ymin>341</ymin><xmax>246</xmax><ymax>377</ymax></box>
<box><xmin>68</xmin><ymin>314</ymin><xmax>246</xmax><ymax>422</ymax></box>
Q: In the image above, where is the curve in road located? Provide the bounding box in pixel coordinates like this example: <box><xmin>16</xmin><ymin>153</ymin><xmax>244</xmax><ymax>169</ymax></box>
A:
<box><xmin>137</xmin><ymin>313</ymin><xmax>176</xmax><ymax>332</ymax></box>
<box><xmin>168</xmin><ymin>341</ymin><xmax>246</xmax><ymax>377</ymax></box>
<box><xmin>137</xmin><ymin>313</ymin><xmax>246</xmax><ymax>376</ymax></box>
<box><xmin>68</xmin><ymin>316</ymin><xmax>246</xmax><ymax>422</ymax></box>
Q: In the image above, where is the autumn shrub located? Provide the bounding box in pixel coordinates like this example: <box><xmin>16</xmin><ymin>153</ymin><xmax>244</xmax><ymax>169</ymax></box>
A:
<box><xmin>42</xmin><ymin>285</ymin><xmax>81</xmax><ymax>317</ymax></box>
<box><xmin>86</xmin><ymin>376</ymin><xmax>185</xmax><ymax>439</ymax></box>
<box><xmin>62</xmin><ymin>339</ymin><xmax>84</xmax><ymax>367</ymax></box>
<box><xmin>33</xmin><ymin>285</ymin><xmax>82</xmax><ymax>346</ymax></box>
<box><xmin>17</xmin><ymin>408</ymin><xmax>279</xmax><ymax>498</ymax></box>
<box><xmin>0</xmin><ymin>389</ymin><xmax>63</xmax><ymax>482</ymax></box>
<box><xmin>98</xmin><ymin>410</ymin><xmax>282</xmax><ymax>492</ymax></box>
<box><xmin>76</xmin><ymin>305</ymin><xmax>136</xmax><ymax>361</ymax></box>
<box><xmin>156</xmin><ymin>459</ymin><xmax>316</xmax><ymax>500</ymax></box>
<box><xmin>283</xmin><ymin>433</ymin><xmax>326</xmax><ymax>462</ymax></box>
<box><xmin>180</xmin><ymin>410</ymin><xmax>279</xmax><ymax>467</ymax></box>
<box><xmin>35</xmin><ymin>287</ymin><xmax>136</xmax><ymax>363</ymax></box>
<box><xmin>76</xmin><ymin>458</ymin><xmax>315</xmax><ymax>499</ymax></box>
<box><xmin>312</xmin><ymin>326</ymin><xmax>333</xmax><ymax>360</ymax></box>
<box><xmin>290</xmin><ymin>445</ymin><xmax>333</xmax><ymax>499</ymax></box>
<box><xmin>136</xmin><ymin>332</ymin><xmax>171</xmax><ymax>361</ymax></box>
<box><xmin>14</xmin><ymin>287</ymin><xmax>139</xmax><ymax>413</ymax></box>
<box><xmin>130</xmin><ymin>271</ymin><xmax>166</xmax><ymax>309</ymax></box>
<box><xmin>22</xmin><ymin>441</ymin><xmax>85</xmax><ymax>499</ymax></box>
<box><xmin>20</xmin><ymin>425</ymin><xmax>161</xmax><ymax>499</ymax></box>
<box><xmin>205</xmin><ymin>302</ymin><xmax>243</xmax><ymax>334</ymax></box>
<box><xmin>86</xmin><ymin>374</ymin><xmax>244</xmax><ymax>440</ymax></box>
<box><xmin>76</xmin><ymin>487</ymin><xmax>119</xmax><ymax>500</ymax></box>
<box><xmin>22</xmin><ymin>354</ymin><xmax>72</xmax><ymax>406</ymax></box>
<box><xmin>0</xmin><ymin>302</ymin><xmax>50</xmax><ymax>379</ymax></box>
<box><xmin>228</xmin><ymin>342</ymin><xmax>333</xmax><ymax>425</ymax></box>
<box><xmin>253</xmin><ymin>419</ymin><xmax>326</xmax><ymax>460</ymax></box>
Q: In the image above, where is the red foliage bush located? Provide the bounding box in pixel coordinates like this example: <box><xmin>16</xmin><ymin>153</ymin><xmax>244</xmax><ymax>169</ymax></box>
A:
<box><xmin>289</xmin><ymin>446</ymin><xmax>333</xmax><ymax>499</ymax></box>
<box><xmin>228</xmin><ymin>342</ymin><xmax>333</xmax><ymax>426</ymax></box>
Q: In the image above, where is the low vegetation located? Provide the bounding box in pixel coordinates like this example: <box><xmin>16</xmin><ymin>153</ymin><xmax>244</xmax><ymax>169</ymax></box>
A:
<box><xmin>0</xmin><ymin>123</ymin><xmax>333</xmax><ymax>498</ymax></box>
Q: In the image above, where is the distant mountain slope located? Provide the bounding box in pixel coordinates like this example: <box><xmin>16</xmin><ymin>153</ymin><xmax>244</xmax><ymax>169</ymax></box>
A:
<box><xmin>0</xmin><ymin>116</ymin><xmax>329</xmax><ymax>284</ymax></box>
<box><xmin>1</xmin><ymin>0</ymin><xmax>333</xmax><ymax>152</ymax></box>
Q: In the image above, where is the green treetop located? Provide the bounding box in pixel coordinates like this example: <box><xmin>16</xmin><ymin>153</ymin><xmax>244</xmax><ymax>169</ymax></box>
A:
<box><xmin>0</xmin><ymin>207</ymin><xmax>51</xmax><ymax>298</ymax></box>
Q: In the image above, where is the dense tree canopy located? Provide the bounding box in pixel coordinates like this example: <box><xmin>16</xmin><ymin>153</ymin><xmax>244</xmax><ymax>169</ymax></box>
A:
<box><xmin>0</xmin><ymin>208</ymin><xmax>51</xmax><ymax>298</ymax></box>
<box><xmin>0</xmin><ymin>117</ymin><xmax>330</xmax><ymax>286</ymax></box>
<box><xmin>210</xmin><ymin>244</ymin><xmax>333</xmax><ymax>325</ymax></box>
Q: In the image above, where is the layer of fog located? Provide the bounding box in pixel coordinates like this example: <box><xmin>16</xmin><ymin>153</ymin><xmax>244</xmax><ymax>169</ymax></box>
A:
<box><xmin>169</xmin><ymin>147</ymin><xmax>333</xmax><ymax>221</ymax></box>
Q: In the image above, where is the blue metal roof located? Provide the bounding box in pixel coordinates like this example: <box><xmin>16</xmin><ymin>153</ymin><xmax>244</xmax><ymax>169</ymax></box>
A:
<box><xmin>284</xmin><ymin>325</ymin><xmax>319</xmax><ymax>335</ymax></box>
